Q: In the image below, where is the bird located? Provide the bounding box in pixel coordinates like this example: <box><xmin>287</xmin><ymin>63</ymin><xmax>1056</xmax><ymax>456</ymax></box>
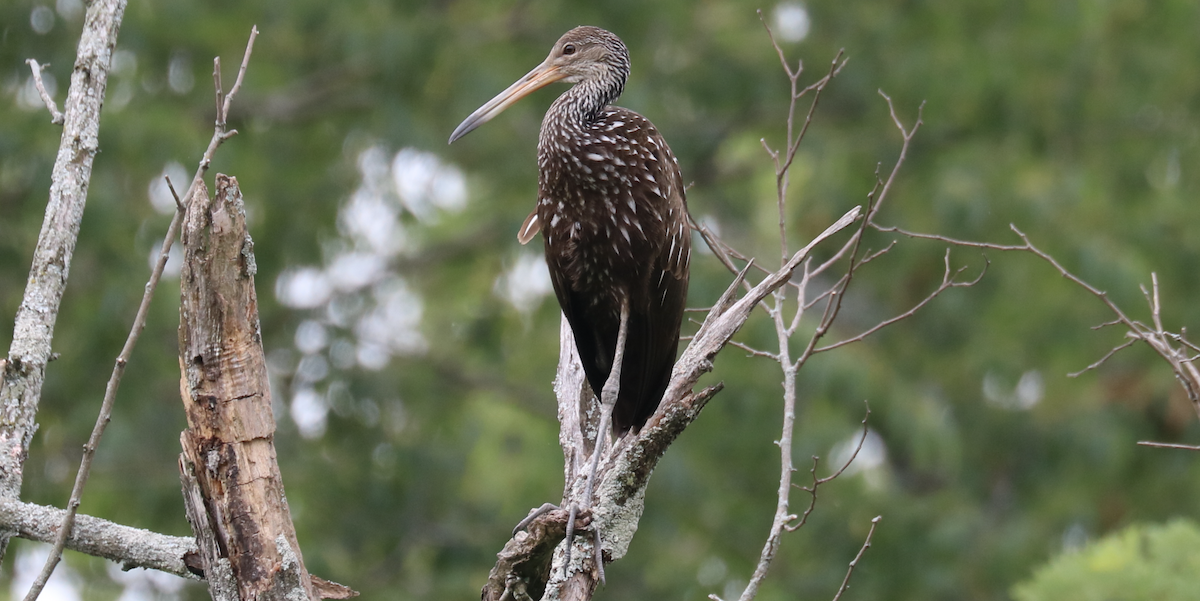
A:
<box><xmin>450</xmin><ymin>25</ymin><xmax>690</xmax><ymax>437</ymax></box>
<box><xmin>449</xmin><ymin>25</ymin><xmax>690</xmax><ymax>575</ymax></box>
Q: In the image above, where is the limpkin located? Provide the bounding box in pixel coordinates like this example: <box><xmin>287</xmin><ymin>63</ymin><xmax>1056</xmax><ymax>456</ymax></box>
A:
<box><xmin>449</xmin><ymin>25</ymin><xmax>690</xmax><ymax>574</ymax></box>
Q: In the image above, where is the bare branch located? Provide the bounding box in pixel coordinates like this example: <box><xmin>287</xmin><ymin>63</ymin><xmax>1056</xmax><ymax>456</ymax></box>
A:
<box><xmin>756</xmin><ymin>16</ymin><xmax>847</xmax><ymax>264</ymax></box>
<box><xmin>729</xmin><ymin>340</ymin><xmax>779</xmax><ymax>361</ymax></box>
<box><xmin>23</xmin><ymin>209</ymin><xmax>188</xmax><ymax>601</ymax></box>
<box><xmin>1068</xmin><ymin>338</ymin><xmax>1138</xmax><ymax>378</ymax></box>
<box><xmin>816</xmin><ymin>250</ymin><xmax>985</xmax><ymax>353</ymax></box>
<box><xmin>213</xmin><ymin>56</ymin><xmax>223</xmax><ymax>123</ymax></box>
<box><xmin>219</xmin><ymin>26</ymin><xmax>259</xmax><ymax>125</ymax></box>
<box><xmin>165</xmin><ymin>175</ymin><xmax>185</xmax><ymax>212</ymax></box>
<box><xmin>875</xmin><ymin>221</ymin><xmax>1200</xmax><ymax>414</ymax></box>
<box><xmin>869</xmin><ymin>92</ymin><xmax>923</xmax><ymax>223</ymax></box>
<box><xmin>1137</xmin><ymin>441</ymin><xmax>1200</xmax><ymax>451</ymax></box>
<box><xmin>1</xmin><ymin>0</ymin><xmax>129</xmax><ymax>564</ymax></box>
<box><xmin>787</xmin><ymin>403</ymin><xmax>871</xmax><ymax>533</ymax></box>
<box><xmin>0</xmin><ymin>499</ymin><xmax>198</xmax><ymax>578</ymax></box>
<box><xmin>830</xmin><ymin>516</ymin><xmax>882</xmax><ymax>601</ymax></box>
<box><xmin>818</xmin><ymin>403</ymin><xmax>872</xmax><ymax>486</ymax></box>
<box><xmin>24</xmin><ymin>60</ymin><xmax>64</xmax><ymax>125</ymax></box>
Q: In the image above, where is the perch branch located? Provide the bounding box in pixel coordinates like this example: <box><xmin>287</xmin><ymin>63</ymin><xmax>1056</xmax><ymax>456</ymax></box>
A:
<box><xmin>482</xmin><ymin>206</ymin><xmax>861</xmax><ymax>601</ymax></box>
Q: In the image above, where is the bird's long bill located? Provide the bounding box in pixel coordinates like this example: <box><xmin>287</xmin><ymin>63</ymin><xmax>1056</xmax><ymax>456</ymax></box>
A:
<box><xmin>448</xmin><ymin>62</ymin><xmax>565</xmax><ymax>144</ymax></box>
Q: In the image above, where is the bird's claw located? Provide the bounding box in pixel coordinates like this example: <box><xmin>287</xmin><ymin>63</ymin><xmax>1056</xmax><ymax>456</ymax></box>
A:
<box><xmin>512</xmin><ymin>502</ymin><xmax>561</xmax><ymax>536</ymax></box>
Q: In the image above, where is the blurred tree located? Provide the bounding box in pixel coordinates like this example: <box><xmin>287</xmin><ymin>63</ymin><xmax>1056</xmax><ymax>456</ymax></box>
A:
<box><xmin>2</xmin><ymin>0</ymin><xmax>1199</xmax><ymax>599</ymax></box>
<box><xmin>1012</xmin><ymin>519</ymin><xmax>1200</xmax><ymax>601</ymax></box>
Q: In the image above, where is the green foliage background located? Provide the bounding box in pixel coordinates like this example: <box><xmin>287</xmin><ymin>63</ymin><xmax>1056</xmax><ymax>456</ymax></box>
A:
<box><xmin>1012</xmin><ymin>519</ymin><xmax>1200</xmax><ymax>601</ymax></box>
<box><xmin>2</xmin><ymin>0</ymin><xmax>1199</xmax><ymax>599</ymax></box>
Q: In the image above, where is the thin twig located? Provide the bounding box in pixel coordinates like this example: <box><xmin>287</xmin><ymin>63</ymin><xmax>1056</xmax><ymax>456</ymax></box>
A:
<box><xmin>213</xmin><ymin>56</ymin><xmax>223</xmax><ymax>123</ymax></box>
<box><xmin>830</xmin><ymin>516</ymin><xmax>882</xmax><ymax>601</ymax></box>
<box><xmin>815</xmin><ymin>250</ymin><xmax>986</xmax><ymax>353</ymax></box>
<box><xmin>21</xmin><ymin>25</ymin><xmax>260</xmax><ymax>601</ymax></box>
<box><xmin>874</xmin><ymin>221</ymin><xmax>1200</xmax><ymax>412</ymax></box>
<box><xmin>818</xmin><ymin>403</ymin><xmax>872</xmax><ymax>486</ymax></box>
<box><xmin>165</xmin><ymin>175</ymin><xmax>185</xmax><ymax>212</ymax></box>
<box><xmin>1068</xmin><ymin>338</ymin><xmax>1138</xmax><ymax>378</ymax></box>
<box><xmin>787</xmin><ymin>402</ymin><xmax>871</xmax><ymax>533</ymax></box>
<box><xmin>1137</xmin><ymin>441</ymin><xmax>1200</xmax><ymax>451</ymax></box>
<box><xmin>729</xmin><ymin>340</ymin><xmax>779</xmax><ymax>361</ymax></box>
<box><xmin>25</xmin><ymin>59</ymin><xmax>64</xmax><ymax>125</ymax></box>
<box><xmin>220</xmin><ymin>26</ymin><xmax>257</xmax><ymax>125</ymax></box>
<box><xmin>22</xmin><ymin>211</ymin><xmax>188</xmax><ymax>601</ymax></box>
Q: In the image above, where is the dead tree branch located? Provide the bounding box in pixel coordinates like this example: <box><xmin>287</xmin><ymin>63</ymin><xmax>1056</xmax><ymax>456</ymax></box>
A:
<box><xmin>0</xmin><ymin>499</ymin><xmax>199</xmax><ymax>577</ymax></box>
<box><xmin>1</xmin><ymin>0</ymin><xmax>128</xmax><ymax>563</ymax></box>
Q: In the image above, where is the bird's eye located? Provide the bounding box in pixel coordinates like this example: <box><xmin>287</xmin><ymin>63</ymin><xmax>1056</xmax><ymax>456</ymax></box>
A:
<box><xmin>563</xmin><ymin>44</ymin><xmax>576</xmax><ymax>55</ymax></box>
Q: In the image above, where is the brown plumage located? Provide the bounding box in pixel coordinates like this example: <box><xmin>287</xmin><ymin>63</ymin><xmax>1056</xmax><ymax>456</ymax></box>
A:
<box><xmin>451</xmin><ymin>26</ymin><xmax>690</xmax><ymax>435</ymax></box>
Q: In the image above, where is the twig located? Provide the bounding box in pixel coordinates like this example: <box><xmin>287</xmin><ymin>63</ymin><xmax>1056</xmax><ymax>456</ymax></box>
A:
<box><xmin>815</xmin><ymin>250</ymin><xmax>985</xmax><ymax>352</ymax></box>
<box><xmin>830</xmin><ymin>516</ymin><xmax>882</xmax><ymax>601</ymax></box>
<box><xmin>875</xmin><ymin>221</ymin><xmax>1200</xmax><ymax>413</ymax></box>
<box><xmin>21</xmin><ymin>25</ymin><xmax>260</xmax><ymax>601</ymax></box>
<box><xmin>787</xmin><ymin>402</ymin><xmax>871</xmax><ymax>533</ymax></box>
<box><xmin>731</xmin><ymin>34</ymin><xmax>859</xmax><ymax>601</ymax></box>
<box><xmin>759</xmin><ymin>9</ymin><xmax>846</xmax><ymax>264</ymax></box>
<box><xmin>220</xmin><ymin>29</ymin><xmax>256</xmax><ymax>124</ymax></box>
<box><xmin>1068</xmin><ymin>338</ymin><xmax>1137</xmax><ymax>378</ymax></box>
<box><xmin>818</xmin><ymin>403</ymin><xmax>872</xmax><ymax>486</ymax></box>
<box><xmin>25</xmin><ymin>59</ymin><xmax>64</xmax><ymax>125</ymax></box>
<box><xmin>165</xmin><ymin>175</ymin><xmax>185</xmax><ymax>212</ymax></box>
<box><xmin>1136</xmin><ymin>441</ymin><xmax>1200</xmax><ymax>451</ymax></box>
<box><xmin>729</xmin><ymin>340</ymin><xmax>779</xmax><ymax>361</ymax></box>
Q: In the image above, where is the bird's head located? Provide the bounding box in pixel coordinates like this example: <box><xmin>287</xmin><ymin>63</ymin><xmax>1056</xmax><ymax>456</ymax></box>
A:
<box><xmin>449</xmin><ymin>26</ymin><xmax>630</xmax><ymax>143</ymax></box>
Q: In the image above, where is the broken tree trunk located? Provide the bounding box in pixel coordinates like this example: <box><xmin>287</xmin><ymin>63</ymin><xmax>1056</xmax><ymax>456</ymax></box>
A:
<box><xmin>177</xmin><ymin>174</ymin><xmax>315</xmax><ymax>601</ymax></box>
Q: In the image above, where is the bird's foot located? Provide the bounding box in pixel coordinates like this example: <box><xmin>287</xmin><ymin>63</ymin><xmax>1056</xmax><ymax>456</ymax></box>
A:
<box><xmin>561</xmin><ymin>502</ymin><xmax>607</xmax><ymax>583</ymax></box>
<box><xmin>512</xmin><ymin>503</ymin><xmax>561</xmax><ymax>536</ymax></box>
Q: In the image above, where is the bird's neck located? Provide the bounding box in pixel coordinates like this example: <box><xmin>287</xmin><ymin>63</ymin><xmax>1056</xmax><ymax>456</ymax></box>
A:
<box><xmin>548</xmin><ymin>77</ymin><xmax>623</xmax><ymax>131</ymax></box>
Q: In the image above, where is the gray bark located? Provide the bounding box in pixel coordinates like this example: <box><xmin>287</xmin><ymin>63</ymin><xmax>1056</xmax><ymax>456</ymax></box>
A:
<box><xmin>0</xmin><ymin>499</ymin><xmax>198</xmax><ymax>577</ymax></box>
<box><xmin>0</xmin><ymin>0</ymin><xmax>128</xmax><ymax>560</ymax></box>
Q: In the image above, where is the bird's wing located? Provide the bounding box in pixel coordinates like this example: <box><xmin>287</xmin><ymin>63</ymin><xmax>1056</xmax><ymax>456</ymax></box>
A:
<box><xmin>653</xmin><ymin>136</ymin><xmax>691</xmax><ymax>281</ymax></box>
<box><xmin>517</xmin><ymin>208</ymin><xmax>541</xmax><ymax>245</ymax></box>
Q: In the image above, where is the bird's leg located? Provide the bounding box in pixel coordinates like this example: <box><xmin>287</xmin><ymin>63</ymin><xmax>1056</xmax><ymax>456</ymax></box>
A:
<box><xmin>585</xmin><ymin>297</ymin><xmax>629</xmax><ymax>505</ymax></box>
<box><xmin>576</xmin><ymin>296</ymin><xmax>631</xmax><ymax>584</ymax></box>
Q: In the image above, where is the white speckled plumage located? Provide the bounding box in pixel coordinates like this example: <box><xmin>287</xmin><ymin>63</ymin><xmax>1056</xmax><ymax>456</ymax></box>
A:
<box><xmin>451</xmin><ymin>26</ymin><xmax>691</xmax><ymax>435</ymax></box>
